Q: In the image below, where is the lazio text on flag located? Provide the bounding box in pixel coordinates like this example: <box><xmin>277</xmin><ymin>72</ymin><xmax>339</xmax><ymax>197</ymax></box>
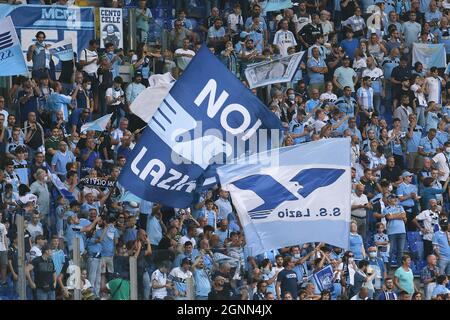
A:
<box><xmin>217</xmin><ymin>139</ymin><xmax>351</xmax><ymax>256</ymax></box>
<box><xmin>0</xmin><ymin>16</ymin><xmax>28</xmax><ymax>76</ymax></box>
<box><xmin>118</xmin><ymin>46</ymin><xmax>283</xmax><ymax>208</ymax></box>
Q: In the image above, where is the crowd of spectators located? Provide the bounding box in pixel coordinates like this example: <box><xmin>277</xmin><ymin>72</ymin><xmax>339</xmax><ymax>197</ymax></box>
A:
<box><xmin>0</xmin><ymin>0</ymin><xmax>449</xmax><ymax>300</ymax></box>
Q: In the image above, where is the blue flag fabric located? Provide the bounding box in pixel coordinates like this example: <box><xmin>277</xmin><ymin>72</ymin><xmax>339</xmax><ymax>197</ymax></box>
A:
<box><xmin>313</xmin><ymin>265</ymin><xmax>335</xmax><ymax>292</ymax></box>
<box><xmin>49</xmin><ymin>39</ymin><xmax>74</xmax><ymax>61</ymax></box>
<box><xmin>119</xmin><ymin>46</ymin><xmax>282</xmax><ymax>208</ymax></box>
<box><xmin>217</xmin><ymin>139</ymin><xmax>351</xmax><ymax>256</ymax></box>
<box><xmin>262</xmin><ymin>0</ymin><xmax>294</xmax><ymax>13</ymax></box>
<box><xmin>0</xmin><ymin>16</ymin><xmax>28</xmax><ymax>76</ymax></box>
<box><xmin>49</xmin><ymin>171</ymin><xmax>76</xmax><ymax>203</ymax></box>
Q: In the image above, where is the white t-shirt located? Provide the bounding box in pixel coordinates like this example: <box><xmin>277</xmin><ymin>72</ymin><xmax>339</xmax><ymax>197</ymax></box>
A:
<box><xmin>106</xmin><ymin>87</ymin><xmax>124</xmax><ymax>106</ymax></box>
<box><xmin>410</xmin><ymin>83</ymin><xmax>427</xmax><ymax>106</ymax></box>
<box><xmin>425</xmin><ymin>76</ymin><xmax>443</xmax><ymax>104</ymax></box>
<box><xmin>27</xmin><ymin>223</ymin><xmax>43</xmax><ymax>243</ymax></box>
<box><xmin>80</xmin><ymin>48</ymin><xmax>98</xmax><ymax>75</ymax></box>
<box><xmin>174</xmin><ymin>48</ymin><xmax>195</xmax><ymax>71</ymax></box>
<box><xmin>273</xmin><ymin>30</ymin><xmax>297</xmax><ymax>57</ymax></box>
<box><xmin>151</xmin><ymin>269</ymin><xmax>168</xmax><ymax>299</ymax></box>
<box><xmin>0</xmin><ymin>223</ymin><xmax>7</xmax><ymax>251</ymax></box>
<box><xmin>432</xmin><ymin>152</ymin><xmax>449</xmax><ymax>182</ymax></box>
<box><xmin>30</xmin><ymin>245</ymin><xmax>42</xmax><ymax>260</ymax></box>
<box><xmin>351</xmin><ymin>193</ymin><xmax>368</xmax><ymax>218</ymax></box>
<box><xmin>227</xmin><ymin>13</ymin><xmax>244</xmax><ymax>32</ymax></box>
<box><xmin>415</xmin><ymin>209</ymin><xmax>440</xmax><ymax>241</ymax></box>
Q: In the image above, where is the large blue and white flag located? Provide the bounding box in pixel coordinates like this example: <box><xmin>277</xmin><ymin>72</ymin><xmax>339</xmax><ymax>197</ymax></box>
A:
<box><xmin>412</xmin><ymin>43</ymin><xmax>446</xmax><ymax>70</ymax></box>
<box><xmin>0</xmin><ymin>16</ymin><xmax>28</xmax><ymax>76</ymax></box>
<box><xmin>119</xmin><ymin>46</ymin><xmax>283</xmax><ymax>208</ymax></box>
<box><xmin>49</xmin><ymin>39</ymin><xmax>74</xmax><ymax>61</ymax></box>
<box><xmin>217</xmin><ymin>139</ymin><xmax>351</xmax><ymax>256</ymax></box>
<box><xmin>80</xmin><ymin>113</ymin><xmax>112</xmax><ymax>133</ymax></box>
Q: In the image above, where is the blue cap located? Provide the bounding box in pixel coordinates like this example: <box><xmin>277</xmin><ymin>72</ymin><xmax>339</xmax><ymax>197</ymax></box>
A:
<box><xmin>240</xmin><ymin>31</ymin><xmax>249</xmax><ymax>39</ymax></box>
<box><xmin>401</xmin><ymin>171</ymin><xmax>414</xmax><ymax>178</ymax></box>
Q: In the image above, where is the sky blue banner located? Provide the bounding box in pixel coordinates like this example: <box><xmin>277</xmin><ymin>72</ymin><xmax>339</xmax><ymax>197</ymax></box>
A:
<box><xmin>118</xmin><ymin>46</ymin><xmax>283</xmax><ymax>208</ymax></box>
<box><xmin>0</xmin><ymin>16</ymin><xmax>28</xmax><ymax>76</ymax></box>
<box><xmin>262</xmin><ymin>0</ymin><xmax>294</xmax><ymax>13</ymax></box>
<box><xmin>0</xmin><ymin>5</ymin><xmax>95</xmax><ymax>70</ymax></box>
<box><xmin>412</xmin><ymin>43</ymin><xmax>447</xmax><ymax>70</ymax></box>
<box><xmin>217</xmin><ymin>139</ymin><xmax>351</xmax><ymax>256</ymax></box>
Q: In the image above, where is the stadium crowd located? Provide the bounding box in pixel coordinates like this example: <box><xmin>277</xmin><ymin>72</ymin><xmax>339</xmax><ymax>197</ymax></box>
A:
<box><xmin>0</xmin><ymin>0</ymin><xmax>449</xmax><ymax>300</ymax></box>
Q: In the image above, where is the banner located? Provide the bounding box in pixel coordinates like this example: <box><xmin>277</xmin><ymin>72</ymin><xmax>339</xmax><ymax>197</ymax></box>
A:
<box><xmin>0</xmin><ymin>16</ymin><xmax>28</xmax><ymax>76</ymax></box>
<box><xmin>262</xmin><ymin>0</ymin><xmax>294</xmax><ymax>13</ymax></box>
<box><xmin>80</xmin><ymin>113</ymin><xmax>112</xmax><ymax>133</ymax></box>
<box><xmin>245</xmin><ymin>52</ymin><xmax>304</xmax><ymax>89</ymax></box>
<box><xmin>313</xmin><ymin>265</ymin><xmax>335</xmax><ymax>292</ymax></box>
<box><xmin>0</xmin><ymin>5</ymin><xmax>95</xmax><ymax>71</ymax></box>
<box><xmin>78</xmin><ymin>177</ymin><xmax>117</xmax><ymax>188</ymax></box>
<box><xmin>48</xmin><ymin>39</ymin><xmax>74</xmax><ymax>61</ymax></box>
<box><xmin>412</xmin><ymin>43</ymin><xmax>446</xmax><ymax>70</ymax></box>
<box><xmin>99</xmin><ymin>7</ymin><xmax>123</xmax><ymax>49</ymax></box>
<box><xmin>130</xmin><ymin>73</ymin><xmax>175</xmax><ymax>123</ymax></box>
<box><xmin>49</xmin><ymin>171</ymin><xmax>76</xmax><ymax>203</ymax></box>
<box><xmin>217</xmin><ymin>139</ymin><xmax>351</xmax><ymax>256</ymax></box>
<box><xmin>118</xmin><ymin>46</ymin><xmax>283</xmax><ymax>208</ymax></box>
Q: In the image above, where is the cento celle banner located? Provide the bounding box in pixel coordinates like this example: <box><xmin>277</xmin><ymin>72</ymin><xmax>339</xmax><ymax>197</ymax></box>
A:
<box><xmin>99</xmin><ymin>7</ymin><xmax>123</xmax><ymax>49</ymax></box>
<box><xmin>0</xmin><ymin>5</ymin><xmax>95</xmax><ymax>70</ymax></box>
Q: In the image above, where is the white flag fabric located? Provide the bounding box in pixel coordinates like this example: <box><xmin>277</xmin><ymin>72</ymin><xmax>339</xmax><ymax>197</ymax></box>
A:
<box><xmin>80</xmin><ymin>113</ymin><xmax>112</xmax><ymax>133</ymax></box>
<box><xmin>217</xmin><ymin>139</ymin><xmax>351</xmax><ymax>256</ymax></box>
<box><xmin>129</xmin><ymin>72</ymin><xmax>175</xmax><ymax>123</ymax></box>
<box><xmin>0</xmin><ymin>16</ymin><xmax>28</xmax><ymax>76</ymax></box>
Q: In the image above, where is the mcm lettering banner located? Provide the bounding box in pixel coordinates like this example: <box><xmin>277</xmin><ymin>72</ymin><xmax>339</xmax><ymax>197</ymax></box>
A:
<box><xmin>412</xmin><ymin>43</ymin><xmax>446</xmax><ymax>70</ymax></box>
<box><xmin>0</xmin><ymin>5</ymin><xmax>95</xmax><ymax>70</ymax></box>
<box><xmin>217</xmin><ymin>139</ymin><xmax>351</xmax><ymax>256</ymax></box>
<box><xmin>100</xmin><ymin>7</ymin><xmax>123</xmax><ymax>49</ymax></box>
<box><xmin>0</xmin><ymin>16</ymin><xmax>28</xmax><ymax>76</ymax></box>
<box><xmin>244</xmin><ymin>51</ymin><xmax>304</xmax><ymax>89</ymax></box>
<box><xmin>118</xmin><ymin>46</ymin><xmax>283</xmax><ymax>208</ymax></box>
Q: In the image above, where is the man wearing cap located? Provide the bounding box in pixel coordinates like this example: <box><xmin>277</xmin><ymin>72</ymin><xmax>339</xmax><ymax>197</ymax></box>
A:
<box><xmin>397</xmin><ymin>171</ymin><xmax>420</xmax><ymax>230</ymax></box>
<box><xmin>125</xmin><ymin>70</ymin><xmax>146</xmax><ymax>107</ymax></box>
<box><xmin>25</xmin><ymin>245</ymin><xmax>56</xmax><ymax>300</ymax></box>
<box><xmin>168</xmin><ymin>257</ymin><xmax>193</xmax><ymax>300</ymax></box>
<box><xmin>333</xmin><ymin>56</ymin><xmax>358</xmax><ymax>93</ymax></box>
<box><xmin>432</xmin><ymin>218</ymin><xmax>450</xmax><ymax>275</ymax></box>
<box><xmin>382</xmin><ymin>194</ymin><xmax>407</xmax><ymax>266</ymax></box>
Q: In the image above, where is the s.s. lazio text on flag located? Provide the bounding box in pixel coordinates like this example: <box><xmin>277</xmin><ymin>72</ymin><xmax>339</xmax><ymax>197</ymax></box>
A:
<box><xmin>217</xmin><ymin>139</ymin><xmax>352</xmax><ymax>256</ymax></box>
<box><xmin>118</xmin><ymin>46</ymin><xmax>283</xmax><ymax>208</ymax></box>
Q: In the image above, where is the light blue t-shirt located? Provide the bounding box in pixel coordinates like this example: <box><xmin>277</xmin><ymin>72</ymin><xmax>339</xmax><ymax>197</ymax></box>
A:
<box><xmin>349</xmin><ymin>233</ymin><xmax>364</xmax><ymax>260</ymax></box>
<box><xmin>307</xmin><ymin>57</ymin><xmax>326</xmax><ymax>84</ymax></box>
<box><xmin>394</xmin><ymin>266</ymin><xmax>415</xmax><ymax>295</ymax></box>
<box><xmin>396</xmin><ymin>182</ymin><xmax>417</xmax><ymax>207</ymax></box>
<box><xmin>382</xmin><ymin>205</ymin><xmax>406</xmax><ymax>235</ymax></box>
<box><xmin>51</xmin><ymin>150</ymin><xmax>76</xmax><ymax>176</ymax></box>
<box><xmin>96</xmin><ymin>224</ymin><xmax>119</xmax><ymax>257</ymax></box>
<box><xmin>432</xmin><ymin>231</ymin><xmax>450</xmax><ymax>260</ymax></box>
<box><xmin>65</xmin><ymin>218</ymin><xmax>91</xmax><ymax>254</ymax></box>
<box><xmin>334</xmin><ymin>66</ymin><xmax>357</xmax><ymax>92</ymax></box>
<box><xmin>146</xmin><ymin>215</ymin><xmax>163</xmax><ymax>246</ymax></box>
<box><xmin>193</xmin><ymin>268</ymin><xmax>211</xmax><ymax>297</ymax></box>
